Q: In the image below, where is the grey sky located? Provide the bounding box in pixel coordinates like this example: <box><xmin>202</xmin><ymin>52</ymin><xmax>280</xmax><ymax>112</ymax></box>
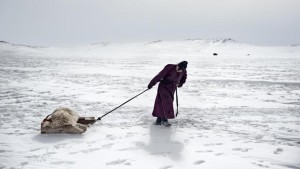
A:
<box><xmin>0</xmin><ymin>0</ymin><xmax>300</xmax><ymax>46</ymax></box>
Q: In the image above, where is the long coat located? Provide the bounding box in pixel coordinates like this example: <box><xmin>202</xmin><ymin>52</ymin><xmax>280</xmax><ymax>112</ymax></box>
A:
<box><xmin>148</xmin><ymin>64</ymin><xmax>187</xmax><ymax>119</ymax></box>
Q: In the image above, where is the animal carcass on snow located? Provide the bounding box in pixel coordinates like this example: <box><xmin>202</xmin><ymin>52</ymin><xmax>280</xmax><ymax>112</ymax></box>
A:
<box><xmin>41</xmin><ymin>107</ymin><xmax>96</xmax><ymax>134</ymax></box>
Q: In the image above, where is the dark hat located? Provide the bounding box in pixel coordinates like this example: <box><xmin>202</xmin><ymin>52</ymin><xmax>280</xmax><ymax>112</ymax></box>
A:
<box><xmin>178</xmin><ymin>61</ymin><xmax>188</xmax><ymax>70</ymax></box>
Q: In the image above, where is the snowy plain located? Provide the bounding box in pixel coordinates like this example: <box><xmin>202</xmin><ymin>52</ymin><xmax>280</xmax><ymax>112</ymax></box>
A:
<box><xmin>0</xmin><ymin>39</ymin><xmax>300</xmax><ymax>169</ymax></box>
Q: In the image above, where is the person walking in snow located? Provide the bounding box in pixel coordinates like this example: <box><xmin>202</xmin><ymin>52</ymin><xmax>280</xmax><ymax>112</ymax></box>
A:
<box><xmin>147</xmin><ymin>61</ymin><xmax>188</xmax><ymax>126</ymax></box>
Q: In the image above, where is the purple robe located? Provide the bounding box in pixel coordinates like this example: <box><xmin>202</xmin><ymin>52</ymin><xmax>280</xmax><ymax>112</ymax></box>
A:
<box><xmin>148</xmin><ymin>64</ymin><xmax>187</xmax><ymax>119</ymax></box>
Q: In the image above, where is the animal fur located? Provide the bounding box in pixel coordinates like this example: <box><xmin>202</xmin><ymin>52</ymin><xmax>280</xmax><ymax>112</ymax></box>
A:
<box><xmin>42</xmin><ymin>107</ymin><xmax>87</xmax><ymax>134</ymax></box>
<box><xmin>50</xmin><ymin>107</ymin><xmax>79</xmax><ymax>127</ymax></box>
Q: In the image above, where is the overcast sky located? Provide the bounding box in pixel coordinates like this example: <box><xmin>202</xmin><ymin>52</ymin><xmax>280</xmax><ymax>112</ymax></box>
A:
<box><xmin>0</xmin><ymin>0</ymin><xmax>299</xmax><ymax>46</ymax></box>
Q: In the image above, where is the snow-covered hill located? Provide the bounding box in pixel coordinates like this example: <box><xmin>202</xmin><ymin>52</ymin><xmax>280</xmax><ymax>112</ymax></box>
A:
<box><xmin>0</xmin><ymin>40</ymin><xmax>299</xmax><ymax>169</ymax></box>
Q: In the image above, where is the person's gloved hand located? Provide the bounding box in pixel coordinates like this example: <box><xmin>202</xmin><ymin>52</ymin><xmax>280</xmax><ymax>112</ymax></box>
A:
<box><xmin>178</xmin><ymin>83</ymin><xmax>183</xmax><ymax>88</ymax></box>
<box><xmin>147</xmin><ymin>84</ymin><xmax>152</xmax><ymax>89</ymax></box>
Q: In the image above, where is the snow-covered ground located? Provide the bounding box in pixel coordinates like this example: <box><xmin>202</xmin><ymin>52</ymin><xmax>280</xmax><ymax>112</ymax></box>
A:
<box><xmin>0</xmin><ymin>39</ymin><xmax>299</xmax><ymax>169</ymax></box>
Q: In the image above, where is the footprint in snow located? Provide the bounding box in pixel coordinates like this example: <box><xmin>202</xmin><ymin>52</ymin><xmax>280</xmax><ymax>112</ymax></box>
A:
<box><xmin>204</xmin><ymin>143</ymin><xmax>223</xmax><ymax>146</ymax></box>
<box><xmin>124</xmin><ymin>162</ymin><xmax>131</xmax><ymax>166</ymax></box>
<box><xmin>81</xmin><ymin>148</ymin><xmax>100</xmax><ymax>153</ymax></box>
<box><xmin>135</xmin><ymin>141</ymin><xmax>146</xmax><ymax>147</ymax></box>
<box><xmin>274</xmin><ymin>148</ymin><xmax>283</xmax><ymax>154</ymax></box>
<box><xmin>86</xmin><ymin>140</ymin><xmax>97</xmax><ymax>144</ymax></box>
<box><xmin>214</xmin><ymin>153</ymin><xmax>224</xmax><ymax>156</ymax></box>
<box><xmin>117</xmin><ymin>147</ymin><xmax>138</xmax><ymax>151</ymax></box>
<box><xmin>159</xmin><ymin>165</ymin><xmax>173</xmax><ymax>169</ymax></box>
<box><xmin>54</xmin><ymin>143</ymin><xmax>68</xmax><ymax>149</ymax></box>
<box><xmin>20</xmin><ymin>162</ymin><xmax>28</xmax><ymax>166</ymax></box>
<box><xmin>232</xmin><ymin>147</ymin><xmax>251</xmax><ymax>152</ymax></box>
<box><xmin>195</xmin><ymin>150</ymin><xmax>213</xmax><ymax>153</ymax></box>
<box><xmin>193</xmin><ymin>160</ymin><xmax>205</xmax><ymax>165</ymax></box>
<box><xmin>252</xmin><ymin>162</ymin><xmax>269</xmax><ymax>168</ymax></box>
<box><xmin>50</xmin><ymin>161</ymin><xmax>75</xmax><ymax>165</ymax></box>
<box><xmin>101</xmin><ymin>143</ymin><xmax>114</xmax><ymax>149</ymax></box>
<box><xmin>0</xmin><ymin>150</ymin><xmax>7</xmax><ymax>153</ymax></box>
<box><xmin>106</xmin><ymin>134</ymin><xmax>116</xmax><ymax>140</ymax></box>
<box><xmin>106</xmin><ymin>159</ymin><xmax>127</xmax><ymax>165</ymax></box>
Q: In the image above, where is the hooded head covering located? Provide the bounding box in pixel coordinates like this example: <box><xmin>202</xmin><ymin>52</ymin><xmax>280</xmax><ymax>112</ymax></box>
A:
<box><xmin>178</xmin><ymin>61</ymin><xmax>188</xmax><ymax>70</ymax></box>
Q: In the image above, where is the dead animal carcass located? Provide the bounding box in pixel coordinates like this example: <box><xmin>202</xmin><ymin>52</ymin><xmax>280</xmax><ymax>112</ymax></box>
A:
<box><xmin>41</xmin><ymin>107</ymin><xmax>96</xmax><ymax>134</ymax></box>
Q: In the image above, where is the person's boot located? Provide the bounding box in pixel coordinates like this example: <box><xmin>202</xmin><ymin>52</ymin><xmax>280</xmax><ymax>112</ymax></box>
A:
<box><xmin>154</xmin><ymin>117</ymin><xmax>161</xmax><ymax>125</ymax></box>
<box><xmin>161</xmin><ymin>118</ymin><xmax>171</xmax><ymax>127</ymax></box>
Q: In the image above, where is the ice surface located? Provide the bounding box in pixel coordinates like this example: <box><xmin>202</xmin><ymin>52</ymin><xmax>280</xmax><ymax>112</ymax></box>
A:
<box><xmin>0</xmin><ymin>40</ymin><xmax>299</xmax><ymax>169</ymax></box>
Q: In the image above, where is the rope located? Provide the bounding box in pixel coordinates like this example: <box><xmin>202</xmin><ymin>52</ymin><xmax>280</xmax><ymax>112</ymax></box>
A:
<box><xmin>97</xmin><ymin>89</ymin><xmax>149</xmax><ymax>121</ymax></box>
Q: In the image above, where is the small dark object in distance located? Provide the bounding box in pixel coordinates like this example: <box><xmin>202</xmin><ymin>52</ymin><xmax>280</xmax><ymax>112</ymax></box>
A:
<box><xmin>213</xmin><ymin>53</ymin><xmax>218</xmax><ymax>56</ymax></box>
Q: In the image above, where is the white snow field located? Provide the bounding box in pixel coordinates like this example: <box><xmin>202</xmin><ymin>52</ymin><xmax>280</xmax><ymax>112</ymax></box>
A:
<box><xmin>0</xmin><ymin>39</ymin><xmax>300</xmax><ymax>169</ymax></box>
